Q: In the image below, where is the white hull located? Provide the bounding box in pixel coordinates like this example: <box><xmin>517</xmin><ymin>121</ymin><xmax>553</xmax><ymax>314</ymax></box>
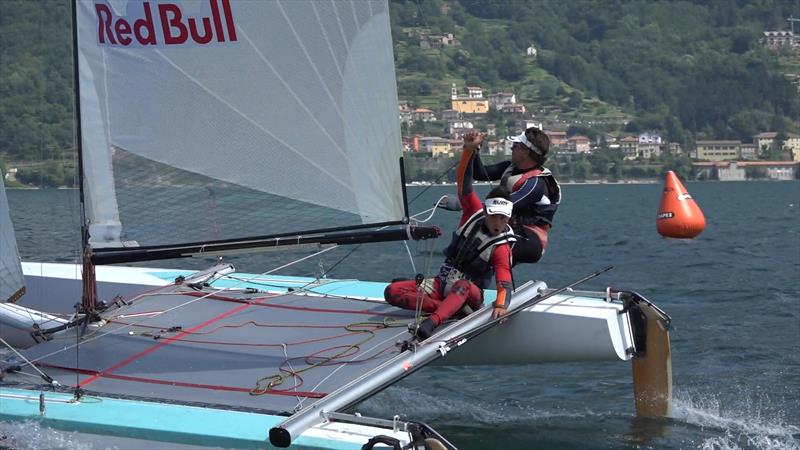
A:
<box><xmin>5</xmin><ymin>262</ymin><xmax>637</xmax><ymax>365</ymax></box>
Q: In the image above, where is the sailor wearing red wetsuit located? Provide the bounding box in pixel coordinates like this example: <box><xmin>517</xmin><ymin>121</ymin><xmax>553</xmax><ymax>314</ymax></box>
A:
<box><xmin>384</xmin><ymin>131</ymin><xmax>515</xmax><ymax>339</ymax></box>
<box><xmin>472</xmin><ymin>126</ymin><xmax>561</xmax><ymax>265</ymax></box>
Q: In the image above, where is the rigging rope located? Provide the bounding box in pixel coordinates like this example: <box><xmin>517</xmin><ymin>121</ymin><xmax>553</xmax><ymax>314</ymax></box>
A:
<box><xmin>411</xmin><ymin>235</ymin><xmax>439</xmax><ymax>337</ymax></box>
<box><xmin>249</xmin><ymin>317</ymin><xmax>409</xmax><ymax>396</ymax></box>
<box><xmin>406</xmin><ymin>160</ymin><xmax>459</xmax><ymax>207</ymax></box>
<box><xmin>0</xmin><ymin>336</ymin><xmax>58</xmax><ymax>386</ymax></box>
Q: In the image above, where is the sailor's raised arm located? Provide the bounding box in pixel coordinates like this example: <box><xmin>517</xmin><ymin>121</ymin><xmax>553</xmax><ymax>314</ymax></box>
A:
<box><xmin>472</xmin><ymin>151</ymin><xmax>510</xmax><ymax>182</ymax></box>
<box><xmin>456</xmin><ymin>131</ymin><xmax>485</xmax><ymax>219</ymax></box>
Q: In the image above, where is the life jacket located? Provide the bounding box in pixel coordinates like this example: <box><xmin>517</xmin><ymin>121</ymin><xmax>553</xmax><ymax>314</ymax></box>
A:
<box><xmin>440</xmin><ymin>210</ymin><xmax>515</xmax><ymax>293</ymax></box>
<box><xmin>500</xmin><ymin>166</ymin><xmax>561</xmax><ymax>228</ymax></box>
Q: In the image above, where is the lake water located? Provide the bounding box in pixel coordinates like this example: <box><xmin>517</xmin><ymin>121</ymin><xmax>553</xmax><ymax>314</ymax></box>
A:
<box><xmin>4</xmin><ymin>181</ymin><xmax>800</xmax><ymax>450</ymax></box>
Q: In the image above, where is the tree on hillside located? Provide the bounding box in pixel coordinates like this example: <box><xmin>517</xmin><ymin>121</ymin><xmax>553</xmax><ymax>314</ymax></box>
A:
<box><xmin>572</xmin><ymin>157</ymin><xmax>592</xmax><ymax>181</ymax></box>
<box><xmin>538</xmin><ymin>77</ymin><xmax>560</xmax><ymax>101</ymax></box>
<box><xmin>498</xmin><ymin>56</ymin><xmax>526</xmax><ymax>81</ymax></box>
<box><xmin>566</xmin><ymin>124</ymin><xmax>598</xmax><ymax>141</ymax></box>
<box><xmin>773</xmin><ymin>130</ymin><xmax>788</xmax><ymax>151</ymax></box>
<box><xmin>662</xmin><ymin>154</ymin><xmax>693</xmax><ymax>180</ymax></box>
<box><xmin>588</xmin><ymin>148</ymin><xmax>617</xmax><ymax>179</ymax></box>
<box><xmin>567</xmin><ymin>91</ymin><xmax>583</xmax><ymax>109</ymax></box>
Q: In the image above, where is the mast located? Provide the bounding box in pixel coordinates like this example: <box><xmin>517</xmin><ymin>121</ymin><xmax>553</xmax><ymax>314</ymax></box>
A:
<box><xmin>71</xmin><ymin>0</ymin><xmax>96</xmax><ymax>312</ymax></box>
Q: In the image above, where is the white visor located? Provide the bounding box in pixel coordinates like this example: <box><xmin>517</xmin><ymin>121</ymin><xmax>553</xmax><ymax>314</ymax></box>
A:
<box><xmin>506</xmin><ymin>132</ymin><xmax>543</xmax><ymax>156</ymax></box>
<box><xmin>484</xmin><ymin>197</ymin><xmax>513</xmax><ymax>218</ymax></box>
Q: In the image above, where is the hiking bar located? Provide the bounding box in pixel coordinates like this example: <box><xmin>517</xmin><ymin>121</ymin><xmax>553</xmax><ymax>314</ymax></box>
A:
<box><xmin>268</xmin><ymin>281</ymin><xmax>547</xmax><ymax>447</ymax></box>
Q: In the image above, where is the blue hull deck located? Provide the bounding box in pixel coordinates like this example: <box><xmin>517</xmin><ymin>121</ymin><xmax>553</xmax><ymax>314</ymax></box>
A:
<box><xmin>0</xmin><ymin>387</ymin><xmax>406</xmax><ymax>449</ymax></box>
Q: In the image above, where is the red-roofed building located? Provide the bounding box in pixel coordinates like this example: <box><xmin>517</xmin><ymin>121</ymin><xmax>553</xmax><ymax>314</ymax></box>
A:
<box><xmin>546</xmin><ymin>130</ymin><xmax>567</xmax><ymax>148</ymax></box>
<box><xmin>568</xmin><ymin>135</ymin><xmax>591</xmax><ymax>153</ymax></box>
<box><xmin>620</xmin><ymin>136</ymin><xmax>638</xmax><ymax>159</ymax></box>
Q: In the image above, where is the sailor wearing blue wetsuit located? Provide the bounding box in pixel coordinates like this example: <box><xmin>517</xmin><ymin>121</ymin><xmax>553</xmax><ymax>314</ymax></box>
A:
<box><xmin>472</xmin><ymin>126</ymin><xmax>561</xmax><ymax>265</ymax></box>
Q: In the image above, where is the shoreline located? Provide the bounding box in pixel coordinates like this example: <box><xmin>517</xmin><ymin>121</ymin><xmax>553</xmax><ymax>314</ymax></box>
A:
<box><xmin>405</xmin><ymin>179</ymin><xmax>800</xmax><ymax>187</ymax></box>
<box><xmin>405</xmin><ymin>180</ymin><xmax>660</xmax><ymax>186</ymax></box>
<box><xmin>5</xmin><ymin>179</ymin><xmax>797</xmax><ymax>190</ymax></box>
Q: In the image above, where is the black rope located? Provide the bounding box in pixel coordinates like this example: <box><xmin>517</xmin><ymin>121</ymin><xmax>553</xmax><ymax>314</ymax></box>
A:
<box><xmin>300</xmin><ymin>244</ymin><xmax>363</xmax><ymax>289</ymax></box>
<box><xmin>476</xmin><ymin>152</ymin><xmax>494</xmax><ymax>187</ymax></box>
<box><xmin>406</xmin><ymin>159</ymin><xmax>459</xmax><ymax>207</ymax></box>
<box><xmin>408</xmin><ymin>140</ymin><xmax>500</xmax><ymax>208</ymax></box>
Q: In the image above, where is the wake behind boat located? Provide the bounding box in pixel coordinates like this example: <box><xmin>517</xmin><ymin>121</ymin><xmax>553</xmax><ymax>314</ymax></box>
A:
<box><xmin>1</xmin><ymin>0</ymin><xmax>672</xmax><ymax>448</ymax></box>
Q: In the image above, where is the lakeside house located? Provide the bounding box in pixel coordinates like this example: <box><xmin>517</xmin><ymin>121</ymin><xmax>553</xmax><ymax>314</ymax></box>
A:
<box><xmin>546</xmin><ymin>130</ymin><xmax>568</xmax><ymax>148</ymax></box>
<box><xmin>399</xmin><ymin>103</ymin><xmax>413</xmax><ymax>124</ymax></box>
<box><xmin>620</xmin><ymin>136</ymin><xmax>638</xmax><ymax>159</ymax></box>
<box><xmin>450</xmin><ymin>84</ymin><xmax>489</xmax><ymax>114</ymax></box>
<box><xmin>638</xmin><ymin>131</ymin><xmax>660</xmax><ymax>156</ymax></box>
<box><xmin>412</xmin><ymin>108</ymin><xmax>436</xmax><ymax>122</ymax></box>
<box><xmin>760</xmin><ymin>30</ymin><xmax>799</xmax><ymax>50</ymax></box>
<box><xmin>498</xmin><ymin>104</ymin><xmax>526</xmax><ymax>114</ymax></box>
<box><xmin>753</xmin><ymin>131</ymin><xmax>800</xmax><ymax>161</ymax></box>
<box><xmin>3</xmin><ymin>167</ymin><xmax>18</xmax><ymax>182</ymax></box>
<box><xmin>488</xmin><ymin>92</ymin><xmax>516</xmax><ymax>110</ymax></box>
<box><xmin>448</xmin><ymin>120</ymin><xmax>474</xmax><ymax>138</ymax></box>
<box><xmin>519</xmin><ymin>120</ymin><xmax>544</xmax><ymax>132</ymax></box>
<box><xmin>663</xmin><ymin>142</ymin><xmax>683</xmax><ymax>156</ymax></box>
<box><xmin>695</xmin><ymin>140</ymin><xmax>742</xmax><ymax>161</ymax></box>
<box><xmin>693</xmin><ymin>161</ymin><xmax>798</xmax><ymax>181</ymax></box>
<box><xmin>440</xmin><ymin>109</ymin><xmax>461</xmax><ymax>121</ymax></box>
<box><xmin>420</xmin><ymin>32</ymin><xmax>459</xmax><ymax>49</ymax></box>
<box><xmin>567</xmin><ymin>135</ymin><xmax>591</xmax><ymax>153</ymax></box>
<box><xmin>740</xmin><ymin>143</ymin><xmax>758</xmax><ymax>160</ymax></box>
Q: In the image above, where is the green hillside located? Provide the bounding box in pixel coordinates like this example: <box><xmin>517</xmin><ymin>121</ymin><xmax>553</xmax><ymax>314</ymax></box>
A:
<box><xmin>391</xmin><ymin>0</ymin><xmax>800</xmax><ymax>144</ymax></box>
<box><xmin>0</xmin><ymin>0</ymin><xmax>798</xmax><ymax>175</ymax></box>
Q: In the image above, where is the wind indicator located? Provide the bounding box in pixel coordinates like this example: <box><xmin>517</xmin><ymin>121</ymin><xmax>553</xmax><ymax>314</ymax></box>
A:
<box><xmin>656</xmin><ymin>171</ymin><xmax>705</xmax><ymax>239</ymax></box>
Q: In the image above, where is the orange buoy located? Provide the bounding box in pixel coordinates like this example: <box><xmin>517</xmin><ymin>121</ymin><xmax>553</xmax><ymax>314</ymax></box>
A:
<box><xmin>656</xmin><ymin>171</ymin><xmax>705</xmax><ymax>239</ymax></box>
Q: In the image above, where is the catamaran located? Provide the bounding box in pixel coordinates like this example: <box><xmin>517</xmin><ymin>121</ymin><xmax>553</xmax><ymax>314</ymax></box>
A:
<box><xmin>0</xmin><ymin>1</ymin><xmax>672</xmax><ymax>448</ymax></box>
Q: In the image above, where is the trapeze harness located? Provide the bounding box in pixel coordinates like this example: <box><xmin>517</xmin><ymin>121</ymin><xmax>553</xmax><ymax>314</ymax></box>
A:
<box><xmin>499</xmin><ymin>165</ymin><xmax>561</xmax><ymax>249</ymax></box>
<box><xmin>438</xmin><ymin>209</ymin><xmax>515</xmax><ymax>297</ymax></box>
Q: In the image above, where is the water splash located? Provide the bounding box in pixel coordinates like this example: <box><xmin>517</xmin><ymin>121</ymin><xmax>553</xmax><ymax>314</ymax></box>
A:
<box><xmin>358</xmin><ymin>385</ymin><xmax>598</xmax><ymax>424</ymax></box>
<box><xmin>699</xmin><ymin>434</ymin><xmax>800</xmax><ymax>450</ymax></box>
<box><xmin>0</xmin><ymin>421</ymin><xmax>101</xmax><ymax>450</ymax></box>
<box><xmin>671</xmin><ymin>390</ymin><xmax>799</xmax><ymax>450</ymax></box>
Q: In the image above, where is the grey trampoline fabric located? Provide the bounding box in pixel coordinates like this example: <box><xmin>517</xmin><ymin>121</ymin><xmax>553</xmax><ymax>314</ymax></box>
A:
<box><xmin>11</xmin><ymin>283</ymin><xmax>416</xmax><ymax>414</ymax></box>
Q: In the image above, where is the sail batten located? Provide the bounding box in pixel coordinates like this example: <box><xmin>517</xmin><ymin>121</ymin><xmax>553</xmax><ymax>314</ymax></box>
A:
<box><xmin>76</xmin><ymin>0</ymin><xmax>405</xmax><ymax>253</ymax></box>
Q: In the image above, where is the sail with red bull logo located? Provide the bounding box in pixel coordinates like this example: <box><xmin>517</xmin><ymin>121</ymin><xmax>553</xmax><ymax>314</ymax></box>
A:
<box><xmin>94</xmin><ymin>0</ymin><xmax>238</xmax><ymax>46</ymax></box>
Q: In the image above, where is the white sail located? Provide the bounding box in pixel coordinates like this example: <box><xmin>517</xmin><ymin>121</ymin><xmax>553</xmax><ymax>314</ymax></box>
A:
<box><xmin>75</xmin><ymin>0</ymin><xmax>405</xmax><ymax>249</ymax></box>
<box><xmin>0</xmin><ymin>178</ymin><xmax>25</xmax><ymax>303</ymax></box>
